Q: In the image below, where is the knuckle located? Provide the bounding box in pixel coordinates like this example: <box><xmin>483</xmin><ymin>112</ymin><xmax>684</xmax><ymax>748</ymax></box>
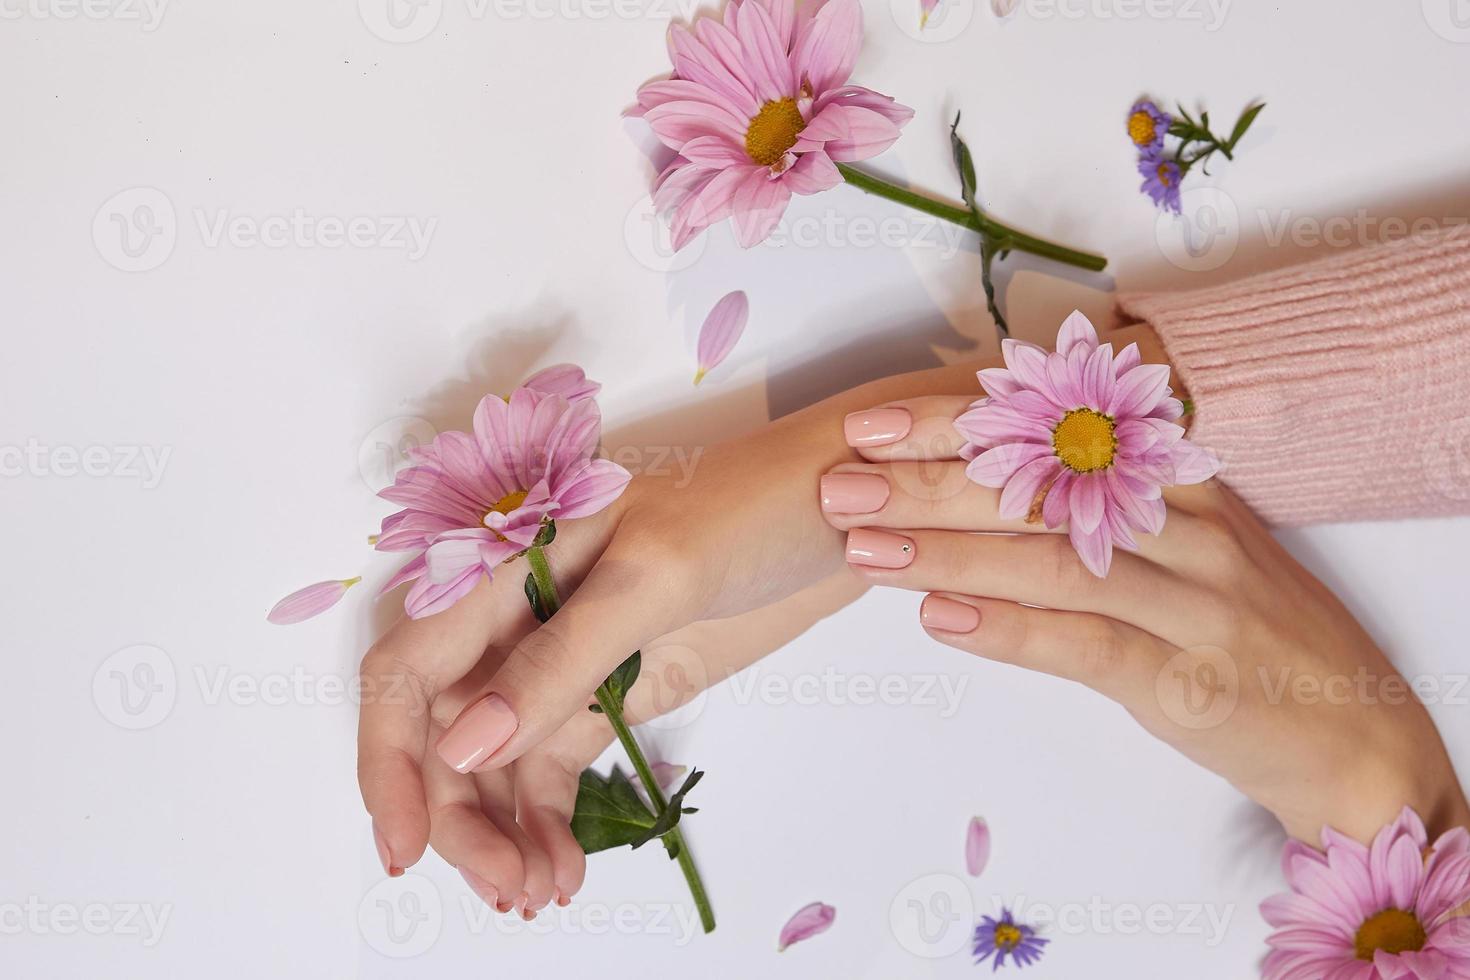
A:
<box><xmin>1075</xmin><ymin>621</ymin><xmax>1129</xmax><ymax>681</ymax></box>
<box><xmin>1037</xmin><ymin>536</ymin><xmax>1090</xmax><ymax>596</ymax></box>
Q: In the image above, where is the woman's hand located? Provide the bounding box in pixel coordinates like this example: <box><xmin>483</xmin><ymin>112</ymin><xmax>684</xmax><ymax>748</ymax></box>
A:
<box><xmin>823</xmin><ymin>398</ymin><xmax>1470</xmax><ymax>843</ymax></box>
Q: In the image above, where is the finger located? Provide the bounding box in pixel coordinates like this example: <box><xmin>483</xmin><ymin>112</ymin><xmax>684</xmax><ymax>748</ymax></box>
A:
<box><xmin>513</xmin><ymin>716</ymin><xmax>609</xmax><ymax>906</ymax></box>
<box><xmin>422</xmin><ymin>738</ymin><xmax>526</xmax><ymax>913</ymax></box>
<box><xmin>819</xmin><ymin>461</ymin><xmax>1185</xmax><ymax>564</ymax></box>
<box><xmin>844</xmin><ymin>527</ymin><xmax>1221</xmax><ymax>647</ymax></box>
<box><xmin>470</xmin><ymin>768</ymin><xmax>556</xmax><ymax>918</ymax></box>
<box><xmin>434</xmin><ymin>539</ymin><xmax>691</xmax><ymax>774</ymax></box>
<box><xmin>843</xmin><ymin>396</ymin><xmax>975</xmax><ymax>462</ymax></box>
<box><xmin>917</xmin><ymin>592</ymin><xmax>1173</xmax><ymax>706</ymax></box>
<box><xmin>358</xmin><ymin>577</ymin><xmax>506</xmax><ymax>875</ymax></box>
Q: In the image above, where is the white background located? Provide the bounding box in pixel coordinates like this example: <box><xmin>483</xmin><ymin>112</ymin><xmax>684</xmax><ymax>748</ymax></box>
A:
<box><xmin>4</xmin><ymin>0</ymin><xmax>1469</xmax><ymax>976</ymax></box>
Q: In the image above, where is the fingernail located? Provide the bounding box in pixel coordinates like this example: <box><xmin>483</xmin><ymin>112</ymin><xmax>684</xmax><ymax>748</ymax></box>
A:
<box><xmin>496</xmin><ymin>898</ymin><xmax>515</xmax><ymax>914</ymax></box>
<box><xmin>846</xmin><ymin>528</ymin><xmax>915</xmax><ymax>569</ymax></box>
<box><xmin>515</xmin><ymin>891</ymin><xmax>533</xmax><ymax>920</ymax></box>
<box><xmin>372</xmin><ymin>821</ymin><xmax>402</xmax><ymax>877</ymax></box>
<box><xmin>820</xmin><ymin>473</ymin><xmax>889</xmax><ymax>514</ymax></box>
<box><xmin>457</xmin><ymin>866</ymin><xmax>498</xmax><ymax>908</ymax></box>
<box><xmin>435</xmin><ymin>694</ymin><xmax>519</xmax><ymax>773</ymax></box>
<box><xmin>844</xmin><ymin>408</ymin><xmax>910</xmax><ymax>447</ymax></box>
<box><xmin>555</xmin><ymin>889</ymin><xmax>571</xmax><ymax>908</ymax></box>
<box><xmin>921</xmin><ymin>595</ymin><xmax>980</xmax><ymax>633</ymax></box>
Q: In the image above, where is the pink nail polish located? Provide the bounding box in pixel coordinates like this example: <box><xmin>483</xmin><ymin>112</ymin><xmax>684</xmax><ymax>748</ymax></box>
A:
<box><xmin>921</xmin><ymin>595</ymin><xmax>980</xmax><ymax>633</ymax></box>
<box><xmin>457</xmin><ymin>866</ymin><xmax>499</xmax><ymax>907</ymax></box>
<box><xmin>845</xmin><ymin>528</ymin><xmax>915</xmax><ymax>569</ymax></box>
<box><xmin>820</xmin><ymin>473</ymin><xmax>889</xmax><ymax>514</ymax></box>
<box><xmin>435</xmin><ymin>694</ymin><xmax>519</xmax><ymax>773</ymax></box>
<box><xmin>372</xmin><ymin>821</ymin><xmax>401</xmax><ymax>877</ymax></box>
<box><xmin>844</xmin><ymin>408</ymin><xmax>911</xmax><ymax>447</ymax></box>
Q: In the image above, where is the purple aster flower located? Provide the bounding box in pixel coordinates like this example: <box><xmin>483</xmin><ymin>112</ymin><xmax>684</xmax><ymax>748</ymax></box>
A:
<box><xmin>1138</xmin><ymin>153</ymin><xmax>1183</xmax><ymax>214</ymax></box>
<box><xmin>1126</xmin><ymin>99</ymin><xmax>1171</xmax><ymax>152</ymax></box>
<box><xmin>973</xmin><ymin>908</ymin><xmax>1048</xmax><ymax>970</ymax></box>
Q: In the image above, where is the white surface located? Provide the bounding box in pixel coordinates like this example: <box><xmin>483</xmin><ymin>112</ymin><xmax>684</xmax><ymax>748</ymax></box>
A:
<box><xmin>3</xmin><ymin>1</ymin><xmax>1469</xmax><ymax>976</ymax></box>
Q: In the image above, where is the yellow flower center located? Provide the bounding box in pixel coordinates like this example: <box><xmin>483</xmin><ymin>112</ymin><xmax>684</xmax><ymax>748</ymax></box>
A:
<box><xmin>1157</xmin><ymin>161</ymin><xmax>1174</xmax><ymax>185</ymax></box>
<box><xmin>993</xmin><ymin>924</ymin><xmax>1023</xmax><ymax>950</ymax></box>
<box><xmin>1354</xmin><ymin>909</ymin><xmax>1426</xmax><ymax>961</ymax></box>
<box><xmin>745</xmin><ymin>98</ymin><xmax>806</xmax><ymax>167</ymax></box>
<box><xmin>1052</xmin><ymin>408</ymin><xmax>1117</xmax><ymax>472</ymax></box>
<box><xmin>1127</xmin><ymin>110</ymin><xmax>1157</xmax><ymax>146</ymax></box>
<box><xmin>487</xmin><ymin>490</ymin><xmax>527</xmax><ymax>518</ymax></box>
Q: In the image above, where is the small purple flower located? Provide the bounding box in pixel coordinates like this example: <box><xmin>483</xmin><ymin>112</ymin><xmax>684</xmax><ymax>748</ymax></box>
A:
<box><xmin>1126</xmin><ymin>99</ymin><xmax>1171</xmax><ymax>152</ymax></box>
<box><xmin>973</xmin><ymin>908</ymin><xmax>1048</xmax><ymax>970</ymax></box>
<box><xmin>1138</xmin><ymin>153</ymin><xmax>1182</xmax><ymax>214</ymax></box>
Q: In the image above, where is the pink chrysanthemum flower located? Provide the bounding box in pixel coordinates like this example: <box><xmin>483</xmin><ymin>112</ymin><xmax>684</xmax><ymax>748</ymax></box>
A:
<box><xmin>630</xmin><ymin>0</ymin><xmax>913</xmax><ymax>250</ymax></box>
<box><xmin>954</xmin><ymin>311</ymin><xmax>1218</xmax><ymax>577</ymax></box>
<box><xmin>375</xmin><ymin>368</ymin><xmax>630</xmax><ymax>619</ymax></box>
<box><xmin>1262</xmin><ymin>807</ymin><xmax>1470</xmax><ymax>979</ymax></box>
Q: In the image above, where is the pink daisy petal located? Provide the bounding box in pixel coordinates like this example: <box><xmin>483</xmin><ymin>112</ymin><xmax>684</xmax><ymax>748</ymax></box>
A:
<box><xmin>778</xmin><ymin>902</ymin><xmax>836</xmax><ymax>951</ymax></box>
<box><xmin>780</xmin><ymin>150</ymin><xmax>842</xmax><ymax>195</ymax></box>
<box><xmin>267</xmin><ymin>578</ymin><xmax>361</xmax><ymax>625</ymax></box>
<box><xmin>1108</xmin><ymin>362</ymin><xmax>1172</xmax><ymax>419</ymax></box>
<box><xmin>1054</xmin><ymin>310</ymin><xmax>1099</xmax><ymax>358</ymax></box>
<box><xmin>997</xmin><ymin>455</ymin><xmax>1060</xmax><ymax>520</ymax></box>
<box><xmin>1068</xmin><ymin>519</ymin><xmax>1112</xmax><ymax>577</ymax></box>
<box><xmin>976</xmin><ymin>367</ymin><xmax>1021</xmax><ymax>398</ymax></box>
<box><xmin>695</xmin><ymin>290</ymin><xmax>750</xmax><ymax>384</ymax></box>
<box><xmin>967</xmin><ymin>442</ymin><xmax>1052</xmax><ymax>487</ymax></box>
<box><xmin>1069</xmin><ymin>473</ymin><xmax>1106</xmax><ymax>534</ymax></box>
<box><xmin>965</xmin><ymin>817</ymin><xmax>991</xmax><ymax>876</ymax></box>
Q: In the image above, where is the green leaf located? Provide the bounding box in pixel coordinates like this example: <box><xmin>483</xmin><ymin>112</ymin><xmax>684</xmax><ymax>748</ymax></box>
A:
<box><xmin>523</xmin><ymin>573</ymin><xmax>550</xmax><ymax>623</ymax></box>
<box><xmin>570</xmin><ymin>766</ymin><xmax>658</xmax><ymax>853</ymax></box>
<box><xmin>1225</xmin><ymin>102</ymin><xmax>1265</xmax><ymax>152</ymax></box>
<box><xmin>629</xmin><ymin>769</ymin><xmax>705</xmax><ymax>850</ymax></box>
<box><xmin>532</xmin><ymin>519</ymin><xmax>557</xmax><ymax>548</ymax></box>
<box><xmin>948</xmin><ymin>113</ymin><xmax>978</xmax><ymax>210</ymax></box>
<box><xmin>599</xmin><ymin>651</ymin><xmax>642</xmax><ymax>713</ymax></box>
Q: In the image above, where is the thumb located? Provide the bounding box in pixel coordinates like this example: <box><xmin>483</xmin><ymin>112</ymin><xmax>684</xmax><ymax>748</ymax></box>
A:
<box><xmin>433</xmin><ymin>545</ymin><xmax>694</xmax><ymax>774</ymax></box>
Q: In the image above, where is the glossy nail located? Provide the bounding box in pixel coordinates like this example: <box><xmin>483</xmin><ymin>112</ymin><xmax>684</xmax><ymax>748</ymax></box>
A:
<box><xmin>373</xmin><ymin>821</ymin><xmax>402</xmax><ymax>877</ymax></box>
<box><xmin>844</xmin><ymin>408</ymin><xmax>911</xmax><ymax>447</ymax></box>
<box><xmin>457</xmin><ymin>866</ymin><xmax>499</xmax><ymax>908</ymax></box>
<box><xmin>435</xmin><ymin>694</ymin><xmax>519</xmax><ymax>773</ymax></box>
<box><xmin>845</xmin><ymin>528</ymin><xmax>915</xmax><ymax>569</ymax></box>
<box><xmin>921</xmin><ymin>595</ymin><xmax>980</xmax><ymax>633</ymax></box>
<box><xmin>820</xmin><ymin>473</ymin><xmax>889</xmax><ymax>514</ymax></box>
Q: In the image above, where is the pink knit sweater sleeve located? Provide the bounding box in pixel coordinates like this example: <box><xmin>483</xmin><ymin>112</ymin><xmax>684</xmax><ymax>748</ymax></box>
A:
<box><xmin>1116</xmin><ymin>226</ymin><xmax>1470</xmax><ymax>527</ymax></box>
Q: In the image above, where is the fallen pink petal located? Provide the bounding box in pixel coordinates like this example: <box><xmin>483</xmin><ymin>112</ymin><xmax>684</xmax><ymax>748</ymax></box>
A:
<box><xmin>966</xmin><ymin>816</ymin><xmax>991</xmax><ymax>876</ymax></box>
<box><xmin>694</xmin><ymin>290</ymin><xmax>749</xmax><ymax>385</ymax></box>
<box><xmin>778</xmin><ymin>901</ymin><xmax>835</xmax><ymax>951</ymax></box>
<box><xmin>920</xmin><ymin>0</ymin><xmax>939</xmax><ymax>27</ymax></box>
<box><xmin>267</xmin><ymin>578</ymin><xmax>361</xmax><ymax>625</ymax></box>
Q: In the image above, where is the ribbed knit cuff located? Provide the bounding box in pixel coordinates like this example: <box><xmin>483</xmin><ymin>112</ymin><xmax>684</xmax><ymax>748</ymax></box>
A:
<box><xmin>1118</xmin><ymin>225</ymin><xmax>1470</xmax><ymax>526</ymax></box>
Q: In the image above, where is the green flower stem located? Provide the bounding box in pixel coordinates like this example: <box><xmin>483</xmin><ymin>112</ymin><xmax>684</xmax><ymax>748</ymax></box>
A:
<box><xmin>523</xmin><ymin>545</ymin><xmax>715</xmax><ymax>934</ymax></box>
<box><xmin>835</xmin><ymin>163</ymin><xmax>1108</xmax><ymax>273</ymax></box>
